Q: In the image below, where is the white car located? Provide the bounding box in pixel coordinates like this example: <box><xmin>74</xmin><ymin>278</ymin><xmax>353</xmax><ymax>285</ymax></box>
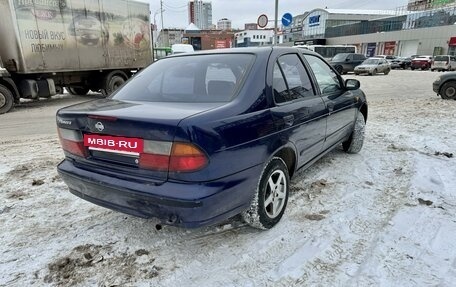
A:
<box><xmin>431</xmin><ymin>55</ymin><xmax>456</xmax><ymax>71</ymax></box>
<box><xmin>354</xmin><ymin>58</ymin><xmax>391</xmax><ymax>75</ymax></box>
<box><xmin>171</xmin><ymin>44</ymin><xmax>195</xmax><ymax>54</ymax></box>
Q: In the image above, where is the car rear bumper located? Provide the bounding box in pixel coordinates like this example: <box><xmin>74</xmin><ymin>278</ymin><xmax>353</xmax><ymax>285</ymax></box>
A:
<box><xmin>57</xmin><ymin>159</ymin><xmax>262</xmax><ymax>228</ymax></box>
<box><xmin>411</xmin><ymin>63</ymin><xmax>430</xmax><ymax>69</ymax></box>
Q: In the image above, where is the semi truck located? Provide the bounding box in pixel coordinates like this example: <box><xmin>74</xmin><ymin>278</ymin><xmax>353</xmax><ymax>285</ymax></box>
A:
<box><xmin>0</xmin><ymin>0</ymin><xmax>152</xmax><ymax>114</ymax></box>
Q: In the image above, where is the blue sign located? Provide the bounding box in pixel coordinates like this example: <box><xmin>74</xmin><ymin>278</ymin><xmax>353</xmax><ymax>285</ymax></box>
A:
<box><xmin>281</xmin><ymin>13</ymin><xmax>293</xmax><ymax>27</ymax></box>
<box><xmin>309</xmin><ymin>15</ymin><xmax>321</xmax><ymax>27</ymax></box>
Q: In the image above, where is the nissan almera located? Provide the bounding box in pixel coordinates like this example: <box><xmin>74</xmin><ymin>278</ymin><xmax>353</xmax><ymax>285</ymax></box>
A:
<box><xmin>56</xmin><ymin>47</ymin><xmax>368</xmax><ymax>229</ymax></box>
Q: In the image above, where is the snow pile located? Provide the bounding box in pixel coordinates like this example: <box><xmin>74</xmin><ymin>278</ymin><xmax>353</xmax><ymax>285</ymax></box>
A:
<box><xmin>1</xmin><ymin>70</ymin><xmax>456</xmax><ymax>286</ymax></box>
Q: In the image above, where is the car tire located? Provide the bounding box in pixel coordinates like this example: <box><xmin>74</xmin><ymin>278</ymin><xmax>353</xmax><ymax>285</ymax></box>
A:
<box><xmin>440</xmin><ymin>81</ymin><xmax>456</xmax><ymax>100</ymax></box>
<box><xmin>343</xmin><ymin>113</ymin><xmax>365</xmax><ymax>154</ymax></box>
<box><xmin>242</xmin><ymin>157</ymin><xmax>290</xmax><ymax>230</ymax></box>
<box><xmin>411</xmin><ymin>67</ymin><xmax>415</xmax><ymax>70</ymax></box>
<box><xmin>101</xmin><ymin>71</ymin><xmax>128</xmax><ymax>96</ymax></box>
<box><xmin>335</xmin><ymin>65</ymin><xmax>343</xmax><ymax>74</ymax></box>
<box><xmin>0</xmin><ymin>84</ymin><xmax>14</xmax><ymax>114</ymax></box>
<box><xmin>384</xmin><ymin>69</ymin><xmax>390</xmax><ymax>75</ymax></box>
<box><xmin>371</xmin><ymin>69</ymin><xmax>377</xmax><ymax>76</ymax></box>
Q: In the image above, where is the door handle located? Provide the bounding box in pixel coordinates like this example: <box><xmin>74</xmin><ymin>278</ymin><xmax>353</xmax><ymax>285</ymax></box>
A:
<box><xmin>283</xmin><ymin>115</ymin><xmax>294</xmax><ymax>127</ymax></box>
<box><xmin>327</xmin><ymin>102</ymin><xmax>335</xmax><ymax>112</ymax></box>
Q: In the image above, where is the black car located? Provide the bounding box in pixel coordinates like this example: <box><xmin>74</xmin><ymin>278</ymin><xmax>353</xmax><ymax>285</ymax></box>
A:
<box><xmin>56</xmin><ymin>47</ymin><xmax>368</xmax><ymax>229</ymax></box>
<box><xmin>391</xmin><ymin>57</ymin><xmax>412</xmax><ymax>69</ymax></box>
<box><xmin>433</xmin><ymin>72</ymin><xmax>456</xmax><ymax>100</ymax></box>
<box><xmin>330</xmin><ymin>53</ymin><xmax>367</xmax><ymax>74</ymax></box>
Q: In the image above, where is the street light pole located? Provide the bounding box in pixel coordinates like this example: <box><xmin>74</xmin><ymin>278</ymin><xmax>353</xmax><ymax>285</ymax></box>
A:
<box><xmin>160</xmin><ymin>0</ymin><xmax>165</xmax><ymax>44</ymax></box>
<box><xmin>274</xmin><ymin>0</ymin><xmax>278</xmax><ymax>45</ymax></box>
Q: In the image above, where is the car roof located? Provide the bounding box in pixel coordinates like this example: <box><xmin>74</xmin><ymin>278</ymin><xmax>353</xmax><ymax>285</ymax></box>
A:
<box><xmin>165</xmin><ymin>46</ymin><xmax>322</xmax><ymax>58</ymax></box>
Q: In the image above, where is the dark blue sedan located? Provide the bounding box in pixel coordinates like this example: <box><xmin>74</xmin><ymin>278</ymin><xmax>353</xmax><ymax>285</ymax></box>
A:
<box><xmin>56</xmin><ymin>47</ymin><xmax>368</xmax><ymax>229</ymax></box>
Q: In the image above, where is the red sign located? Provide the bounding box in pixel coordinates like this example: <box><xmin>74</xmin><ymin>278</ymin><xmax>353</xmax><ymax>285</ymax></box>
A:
<box><xmin>449</xmin><ymin>37</ymin><xmax>456</xmax><ymax>46</ymax></box>
<box><xmin>84</xmin><ymin>135</ymin><xmax>144</xmax><ymax>153</ymax></box>
<box><xmin>215</xmin><ymin>40</ymin><xmax>228</xmax><ymax>49</ymax></box>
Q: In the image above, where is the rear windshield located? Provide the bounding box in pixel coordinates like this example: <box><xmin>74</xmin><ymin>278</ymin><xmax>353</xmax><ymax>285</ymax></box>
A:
<box><xmin>434</xmin><ymin>56</ymin><xmax>449</xmax><ymax>61</ymax></box>
<box><xmin>332</xmin><ymin>53</ymin><xmax>349</xmax><ymax>61</ymax></box>
<box><xmin>112</xmin><ymin>54</ymin><xmax>255</xmax><ymax>103</ymax></box>
<box><xmin>363</xmin><ymin>59</ymin><xmax>379</xmax><ymax>65</ymax></box>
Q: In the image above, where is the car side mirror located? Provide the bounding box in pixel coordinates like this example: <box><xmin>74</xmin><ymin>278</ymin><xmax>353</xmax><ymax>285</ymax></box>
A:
<box><xmin>345</xmin><ymin>58</ymin><xmax>350</xmax><ymax>62</ymax></box>
<box><xmin>345</xmin><ymin>79</ymin><xmax>360</xmax><ymax>90</ymax></box>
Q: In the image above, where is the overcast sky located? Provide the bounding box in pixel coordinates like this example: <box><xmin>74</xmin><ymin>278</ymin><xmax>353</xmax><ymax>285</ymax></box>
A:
<box><xmin>139</xmin><ymin>0</ymin><xmax>407</xmax><ymax>29</ymax></box>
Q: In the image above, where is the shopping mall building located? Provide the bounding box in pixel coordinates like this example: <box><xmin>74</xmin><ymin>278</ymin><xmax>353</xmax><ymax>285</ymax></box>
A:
<box><xmin>283</xmin><ymin>0</ymin><xmax>456</xmax><ymax>57</ymax></box>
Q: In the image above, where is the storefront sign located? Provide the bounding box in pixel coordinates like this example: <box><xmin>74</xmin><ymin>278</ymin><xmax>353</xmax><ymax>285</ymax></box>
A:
<box><xmin>366</xmin><ymin>43</ymin><xmax>376</xmax><ymax>57</ymax></box>
<box><xmin>309</xmin><ymin>15</ymin><xmax>321</xmax><ymax>27</ymax></box>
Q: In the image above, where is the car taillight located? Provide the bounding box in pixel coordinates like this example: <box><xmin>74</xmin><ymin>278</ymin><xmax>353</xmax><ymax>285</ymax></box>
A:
<box><xmin>139</xmin><ymin>141</ymin><xmax>208</xmax><ymax>172</ymax></box>
<box><xmin>58</xmin><ymin>128</ymin><xmax>88</xmax><ymax>158</ymax></box>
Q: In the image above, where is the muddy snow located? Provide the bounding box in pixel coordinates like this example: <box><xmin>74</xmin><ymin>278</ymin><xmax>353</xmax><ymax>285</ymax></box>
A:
<box><xmin>1</xmin><ymin>70</ymin><xmax>455</xmax><ymax>286</ymax></box>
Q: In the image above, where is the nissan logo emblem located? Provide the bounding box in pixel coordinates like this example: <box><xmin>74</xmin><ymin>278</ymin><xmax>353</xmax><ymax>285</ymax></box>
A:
<box><xmin>95</xmin><ymin>122</ymin><xmax>104</xmax><ymax>132</ymax></box>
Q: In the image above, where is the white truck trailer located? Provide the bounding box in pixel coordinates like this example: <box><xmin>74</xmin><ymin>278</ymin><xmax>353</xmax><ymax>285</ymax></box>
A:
<box><xmin>0</xmin><ymin>0</ymin><xmax>152</xmax><ymax>114</ymax></box>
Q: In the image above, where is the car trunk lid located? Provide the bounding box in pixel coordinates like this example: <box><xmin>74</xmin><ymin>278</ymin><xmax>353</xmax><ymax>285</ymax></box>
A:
<box><xmin>57</xmin><ymin>99</ymin><xmax>222</xmax><ymax>182</ymax></box>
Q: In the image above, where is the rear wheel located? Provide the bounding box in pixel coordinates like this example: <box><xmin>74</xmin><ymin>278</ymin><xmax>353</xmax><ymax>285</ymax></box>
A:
<box><xmin>242</xmin><ymin>157</ymin><xmax>290</xmax><ymax>230</ymax></box>
<box><xmin>101</xmin><ymin>71</ymin><xmax>127</xmax><ymax>96</ymax></box>
<box><xmin>67</xmin><ymin>87</ymin><xmax>89</xmax><ymax>96</ymax></box>
<box><xmin>384</xmin><ymin>69</ymin><xmax>390</xmax><ymax>75</ymax></box>
<box><xmin>440</xmin><ymin>81</ymin><xmax>456</xmax><ymax>100</ymax></box>
<box><xmin>335</xmin><ymin>65</ymin><xmax>343</xmax><ymax>74</ymax></box>
<box><xmin>0</xmin><ymin>84</ymin><xmax>14</xmax><ymax>114</ymax></box>
<box><xmin>343</xmin><ymin>113</ymin><xmax>366</xmax><ymax>154</ymax></box>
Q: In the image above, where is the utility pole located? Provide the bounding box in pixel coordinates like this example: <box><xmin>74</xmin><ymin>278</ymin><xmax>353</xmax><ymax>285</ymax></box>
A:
<box><xmin>160</xmin><ymin>0</ymin><xmax>165</xmax><ymax>33</ymax></box>
<box><xmin>160</xmin><ymin>0</ymin><xmax>165</xmax><ymax>46</ymax></box>
<box><xmin>274</xmin><ymin>0</ymin><xmax>278</xmax><ymax>45</ymax></box>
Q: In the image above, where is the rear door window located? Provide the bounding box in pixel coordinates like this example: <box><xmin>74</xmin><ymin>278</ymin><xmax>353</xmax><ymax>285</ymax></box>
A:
<box><xmin>303</xmin><ymin>54</ymin><xmax>342</xmax><ymax>94</ymax></box>
<box><xmin>272</xmin><ymin>54</ymin><xmax>315</xmax><ymax>104</ymax></box>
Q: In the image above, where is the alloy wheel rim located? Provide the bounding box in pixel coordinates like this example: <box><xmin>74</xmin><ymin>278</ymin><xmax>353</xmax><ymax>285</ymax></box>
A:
<box><xmin>446</xmin><ymin>87</ymin><xmax>456</xmax><ymax>98</ymax></box>
<box><xmin>264</xmin><ymin>170</ymin><xmax>287</xmax><ymax>218</ymax></box>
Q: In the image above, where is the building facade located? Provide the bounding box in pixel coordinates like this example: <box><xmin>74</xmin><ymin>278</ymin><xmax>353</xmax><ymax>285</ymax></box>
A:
<box><xmin>325</xmin><ymin>4</ymin><xmax>456</xmax><ymax>56</ymax></box>
<box><xmin>234</xmin><ymin>30</ymin><xmax>274</xmax><ymax>47</ymax></box>
<box><xmin>408</xmin><ymin>0</ymin><xmax>456</xmax><ymax>11</ymax></box>
<box><xmin>283</xmin><ymin>9</ymin><xmax>397</xmax><ymax>44</ymax></box>
<box><xmin>157</xmin><ymin>29</ymin><xmax>185</xmax><ymax>47</ymax></box>
<box><xmin>280</xmin><ymin>5</ymin><xmax>456</xmax><ymax>57</ymax></box>
<box><xmin>217</xmin><ymin>18</ymin><xmax>232</xmax><ymax>30</ymax></box>
<box><xmin>188</xmin><ymin>1</ymin><xmax>213</xmax><ymax>30</ymax></box>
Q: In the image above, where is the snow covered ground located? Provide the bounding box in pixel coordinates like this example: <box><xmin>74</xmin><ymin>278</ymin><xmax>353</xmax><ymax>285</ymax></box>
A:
<box><xmin>1</xmin><ymin>70</ymin><xmax>455</xmax><ymax>286</ymax></box>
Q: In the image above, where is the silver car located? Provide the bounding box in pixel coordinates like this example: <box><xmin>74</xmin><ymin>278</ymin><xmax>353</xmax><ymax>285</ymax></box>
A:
<box><xmin>354</xmin><ymin>58</ymin><xmax>391</xmax><ymax>75</ymax></box>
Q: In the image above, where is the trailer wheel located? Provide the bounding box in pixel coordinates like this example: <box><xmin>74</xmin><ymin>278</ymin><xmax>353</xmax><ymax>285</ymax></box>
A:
<box><xmin>101</xmin><ymin>71</ymin><xmax>127</xmax><ymax>96</ymax></box>
<box><xmin>68</xmin><ymin>87</ymin><xmax>89</xmax><ymax>96</ymax></box>
<box><xmin>0</xmin><ymin>84</ymin><xmax>14</xmax><ymax>114</ymax></box>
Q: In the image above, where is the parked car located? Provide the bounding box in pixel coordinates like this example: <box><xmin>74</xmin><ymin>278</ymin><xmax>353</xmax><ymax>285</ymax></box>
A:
<box><xmin>330</xmin><ymin>53</ymin><xmax>366</xmax><ymax>74</ymax></box>
<box><xmin>354</xmin><ymin>58</ymin><xmax>391</xmax><ymax>75</ymax></box>
<box><xmin>171</xmin><ymin>44</ymin><xmax>195</xmax><ymax>54</ymax></box>
<box><xmin>433</xmin><ymin>72</ymin><xmax>456</xmax><ymax>100</ymax></box>
<box><xmin>390</xmin><ymin>57</ymin><xmax>412</xmax><ymax>69</ymax></box>
<box><xmin>373</xmin><ymin>55</ymin><xmax>397</xmax><ymax>64</ymax></box>
<box><xmin>431</xmin><ymin>55</ymin><xmax>456</xmax><ymax>71</ymax></box>
<box><xmin>56</xmin><ymin>47</ymin><xmax>368</xmax><ymax>230</ymax></box>
<box><xmin>411</xmin><ymin>56</ymin><xmax>433</xmax><ymax>70</ymax></box>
